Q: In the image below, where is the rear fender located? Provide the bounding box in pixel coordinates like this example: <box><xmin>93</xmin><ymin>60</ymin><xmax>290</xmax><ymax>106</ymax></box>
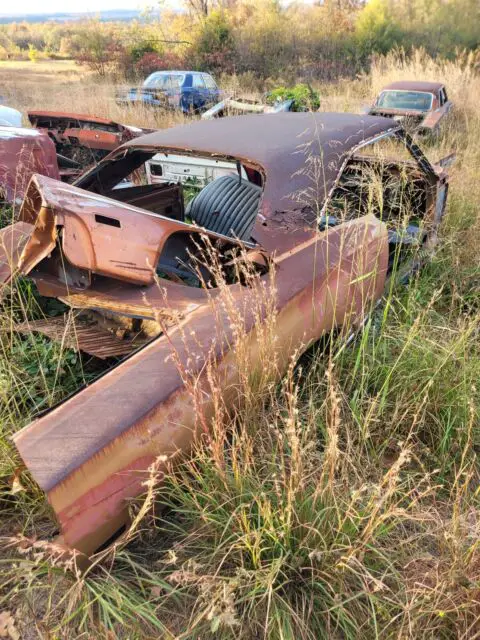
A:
<box><xmin>12</xmin><ymin>215</ymin><xmax>388</xmax><ymax>556</ymax></box>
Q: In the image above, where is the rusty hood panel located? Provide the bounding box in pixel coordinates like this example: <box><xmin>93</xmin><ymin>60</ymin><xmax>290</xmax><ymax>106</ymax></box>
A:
<box><xmin>29</xmin><ymin>110</ymin><xmax>136</xmax><ymax>128</ymax></box>
<box><xmin>28</xmin><ymin>111</ymin><xmax>147</xmax><ymax>151</ymax></box>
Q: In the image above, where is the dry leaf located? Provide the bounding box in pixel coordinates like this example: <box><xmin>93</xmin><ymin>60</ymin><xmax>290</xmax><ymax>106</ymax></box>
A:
<box><xmin>0</xmin><ymin>611</ymin><xmax>20</xmax><ymax>640</ymax></box>
<box><xmin>10</xmin><ymin>469</ymin><xmax>25</xmax><ymax>495</ymax></box>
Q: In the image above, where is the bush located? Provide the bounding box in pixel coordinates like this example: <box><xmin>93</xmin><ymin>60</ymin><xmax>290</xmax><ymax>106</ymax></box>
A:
<box><xmin>192</xmin><ymin>9</ymin><xmax>236</xmax><ymax>73</ymax></box>
<box><xmin>27</xmin><ymin>44</ymin><xmax>38</xmax><ymax>63</ymax></box>
<box><xmin>266</xmin><ymin>83</ymin><xmax>320</xmax><ymax>111</ymax></box>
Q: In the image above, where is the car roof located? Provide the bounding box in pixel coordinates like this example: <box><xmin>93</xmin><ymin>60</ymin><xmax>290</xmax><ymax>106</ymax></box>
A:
<box><xmin>122</xmin><ymin>112</ymin><xmax>400</xmax><ymax>220</ymax></box>
<box><xmin>380</xmin><ymin>81</ymin><xmax>443</xmax><ymax>94</ymax></box>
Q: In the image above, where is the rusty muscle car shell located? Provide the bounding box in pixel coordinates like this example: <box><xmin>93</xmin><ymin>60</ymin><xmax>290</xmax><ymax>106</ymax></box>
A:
<box><xmin>2</xmin><ymin>113</ymin><xmax>448</xmax><ymax>557</ymax></box>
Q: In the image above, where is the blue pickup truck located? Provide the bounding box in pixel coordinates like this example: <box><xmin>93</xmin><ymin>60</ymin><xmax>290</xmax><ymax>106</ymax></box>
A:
<box><xmin>116</xmin><ymin>70</ymin><xmax>222</xmax><ymax>114</ymax></box>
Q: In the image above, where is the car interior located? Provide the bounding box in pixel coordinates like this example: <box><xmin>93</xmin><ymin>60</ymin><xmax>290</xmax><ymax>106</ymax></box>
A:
<box><xmin>324</xmin><ymin>134</ymin><xmax>436</xmax><ymax>272</ymax></box>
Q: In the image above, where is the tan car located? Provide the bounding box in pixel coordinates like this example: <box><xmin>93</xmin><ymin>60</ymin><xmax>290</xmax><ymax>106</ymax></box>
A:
<box><xmin>2</xmin><ymin>113</ymin><xmax>449</xmax><ymax>558</ymax></box>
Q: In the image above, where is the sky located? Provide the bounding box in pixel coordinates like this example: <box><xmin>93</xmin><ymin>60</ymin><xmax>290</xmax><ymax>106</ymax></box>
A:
<box><xmin>0</xmin><ymin>0</ymin><xmax>317</xmax><ymax>16</ymax></box>
<box><xmin>0</xmin><ymin>0</ymin><xmax>167</xmax><ymax>15</ymax></box>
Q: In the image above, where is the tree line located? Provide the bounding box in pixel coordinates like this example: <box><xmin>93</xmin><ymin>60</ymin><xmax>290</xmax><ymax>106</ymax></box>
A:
<box><xmin>0</xmin><ymin>0</ymin><xmax>478</xmax><ymax>81</ymax></box>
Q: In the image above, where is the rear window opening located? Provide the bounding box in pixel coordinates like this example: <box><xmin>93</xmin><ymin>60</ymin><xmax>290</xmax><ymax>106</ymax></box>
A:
<box><xmin>74</xmin><ymin>150</ymin><xmax>265</xmax><ymax>277</ymax></box>
<box><xmin>22</xmin><ymin>148</ymin><xmax>268</xmax><ymax>297</ymax></box>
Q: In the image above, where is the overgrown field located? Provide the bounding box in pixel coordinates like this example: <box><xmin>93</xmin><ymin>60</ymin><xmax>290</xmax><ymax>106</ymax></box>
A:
<box><xmin>0</xmin><ymin>51</ymin><xmax>479</xmax><ymax>639</ymax></box>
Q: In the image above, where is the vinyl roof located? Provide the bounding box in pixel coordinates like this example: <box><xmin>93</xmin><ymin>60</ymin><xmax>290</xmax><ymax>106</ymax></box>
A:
<box><xmin>123</xmin><ymin>112</ymin><xmax>400</xmax><ymax>219</ymax></box>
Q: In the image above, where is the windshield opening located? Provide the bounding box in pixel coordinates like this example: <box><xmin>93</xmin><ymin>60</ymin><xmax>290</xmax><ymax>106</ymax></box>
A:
<box><xmin>376</xmin><ymin>90</ymin><xmax>433</xmax><ymax>112</ymax></box>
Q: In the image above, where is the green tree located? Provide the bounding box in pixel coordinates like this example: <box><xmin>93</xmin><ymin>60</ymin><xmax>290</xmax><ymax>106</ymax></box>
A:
<box><xmin>355</xmin><ymin>0</ymin><xmax>405</xmax><ymax>53</ymax></box>
<box><xmin>193</xmin><ymin>9</ymin><xmax>236</xmax><ymax>70</ymax></box>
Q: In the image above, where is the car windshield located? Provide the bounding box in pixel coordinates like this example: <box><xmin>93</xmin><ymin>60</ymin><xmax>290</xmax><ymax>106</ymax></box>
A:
<box><xmin>143</xmin><ymin>73</ymin><xmax>185</xmax><ymax>89</ymax></box>
<box><xmin>376</xmin><ymin>90</ymin><xmax>433</xmax><ymax>112</ymax></box>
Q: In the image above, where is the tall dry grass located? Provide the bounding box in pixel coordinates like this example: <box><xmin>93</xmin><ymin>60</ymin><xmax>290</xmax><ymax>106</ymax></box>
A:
<box><xmin>0</xmin><ymin>50</ymin><xmax>479</xmax><ymax>638</ymax></box>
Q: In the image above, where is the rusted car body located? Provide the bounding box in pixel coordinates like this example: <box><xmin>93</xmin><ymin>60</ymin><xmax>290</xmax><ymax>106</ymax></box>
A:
<box><xmin>28</xmin><ymin>111</ymin><xmax>146</xmax><ymax>171</ymax></box>
<box><xmin>2</xmin><ymin>113</ymin><xmax>448</xmax><ymax>557</ymax></box>
<box><xmin>0</xmin><ymin>112</ymin><xmax>147</xmax><ymax>204</ymax></box>
<box><xmin>368</xmin><ymin>81</ymin><xmax>453</xmax><ymax>135</ymax></box>
<box><xmin>0</xmin><ymin>126</ymin><xmax>59</xmax><ymax>203</ymax></box>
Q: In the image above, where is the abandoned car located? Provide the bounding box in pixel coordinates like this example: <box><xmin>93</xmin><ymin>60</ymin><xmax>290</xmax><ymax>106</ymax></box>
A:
<box><xmin>2</xmin><ymin>113</ymin><xmax>449</xmax><ymax>557</ymax></box>
<box><xmin>116</xmin><ymin>70</ymin><xmax>221</xmax><ymax>114</ymax></box>
<box><xmin>368</xmin><ymin>81</ymin><xmax>452</xmax><ymax>135</ymax></box>
<box><xmin>28</xmin><ymin>110</ymin><xmax>147</xmax><ymax>170</ymax></box>
<box><xmin>0</xmin><ymin>112</ymin><xmax>147</xmax><ymax>203</ymax></box>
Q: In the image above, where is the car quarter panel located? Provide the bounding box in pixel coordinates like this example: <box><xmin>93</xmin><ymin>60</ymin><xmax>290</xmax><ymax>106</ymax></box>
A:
<box><xmin>12</xmin><ymin>215</ymin><xmax>388</xmax><ymax>555</ymax></box>
<box><xmin>18</xmin><ymin>174</ymin><xmax>232</xmax><ymax>286</ymax></box>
